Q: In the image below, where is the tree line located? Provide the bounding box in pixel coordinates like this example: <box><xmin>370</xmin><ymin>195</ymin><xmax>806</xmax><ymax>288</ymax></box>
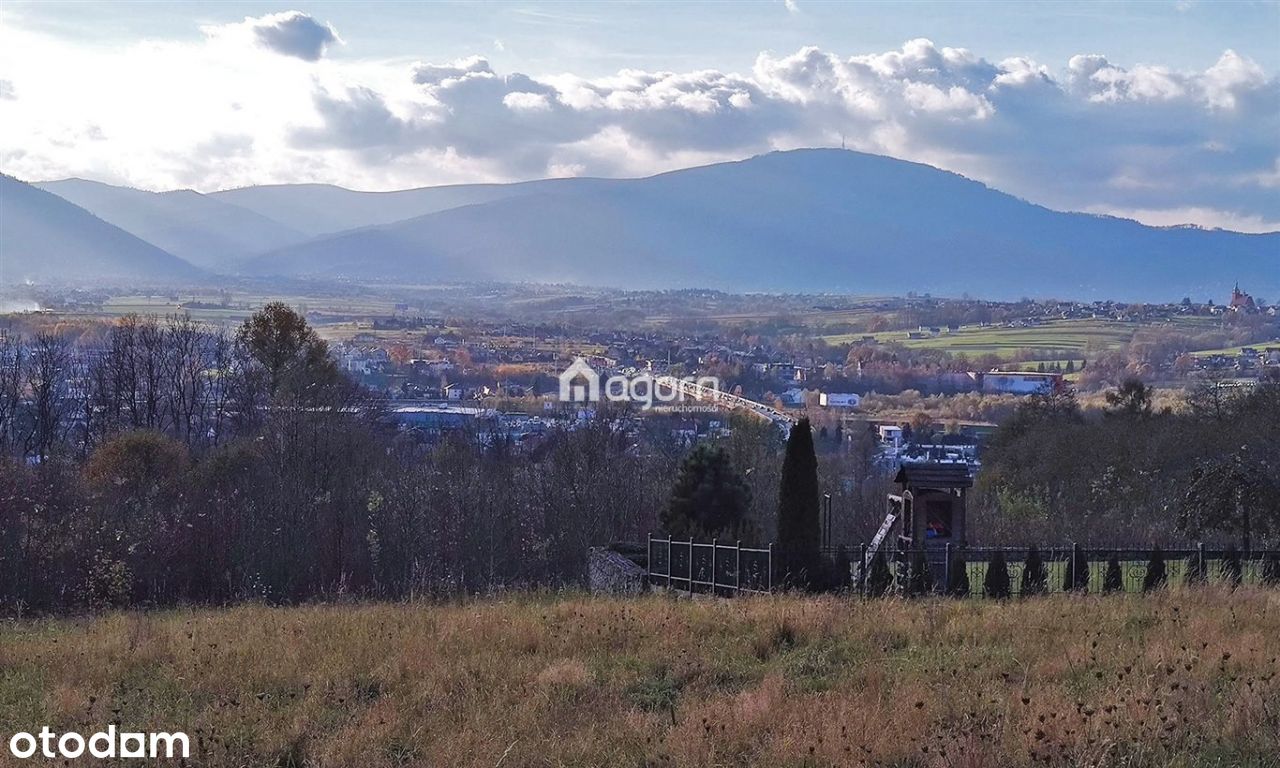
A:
<box><xmin>0</xmin><ymin>306</ymin><xmax>684</xmax><ymax>611</ymax></box>
<box><xmin>975</xmin><ymin>378</ymin><xmax>1280</xmax><ymax>546</ymax></box>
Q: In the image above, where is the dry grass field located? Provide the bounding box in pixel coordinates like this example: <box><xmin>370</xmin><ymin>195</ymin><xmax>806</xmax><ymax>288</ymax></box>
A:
<box><xmin>2</xmin><ymin>589</ymin><xmax>1279</xmax><ymax>767</ymax></box>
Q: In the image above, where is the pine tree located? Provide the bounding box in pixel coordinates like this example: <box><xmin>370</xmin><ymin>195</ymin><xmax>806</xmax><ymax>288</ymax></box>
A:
<box><xmin>947</xmin><ymin>552</ymin><xmax>970</xmax><ymax>598</ymax></box>
<box><xmin>661</xmin><ymin>444</ymin><xmax>752</xmax><ymax>540</ymax></box>
<box><xmin>867</xmin><ymin>549</ymin><xmax>892</xmax><ymax>597</ymax></box>
<box><xmin>1103</xmin><ymin>555</ymin><xmax>1124</xmax><ymax>593</ymax></box>
<box><xmin>1020</xmin><ymin>545</ymin><xmax>1048</xmax><ymax>596</ymax></box>
<box><xmin>1142</xmin><ymin>546</ymin><xmax>1168</xmax><ymax>592</ymax></box>
<box><xmin>777</xmin><ymin>418</ymin><xmax>821</xmax><ymax>589</ymax></box>
<box><xmin>984</xmin><ymin>551</ymin><xmax>1011</xmax><ymax>599</ymax></box>
<box><xmin>1063</xmin><ymin>547</ymin><xmax>1089</xmax><ymax>592</ymax></box>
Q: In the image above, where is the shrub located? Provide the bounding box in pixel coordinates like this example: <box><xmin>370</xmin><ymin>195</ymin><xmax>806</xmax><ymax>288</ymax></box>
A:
<box><xmin>907</xmin><ymin>550</ymin><xmax>932</xmax><ymax>596</ymax></box>
<box><xmin>866</xmin><ymin>549</ymin><xmax>892</xmax><ymax>597</ymax></box>
<box><xmin>1103</xmin><ymin>555</ymin><xmax>1124</xmax><ymax>594</ymax></box>
<box><xmin>947</xmin><ymin>552</ymin><xmax>970</xmax><ymax>598</ymax></box>
<box><xmin>1021</xmin><ymin>545</ymin><xmax>1048</xmax><ymax>597</ymax></box>
<box><xmin>1142</xmin><ymin>546</ymin><xmax>1168</xmax><ymax>592</ymax></box>
<box><xmin>1185</xmin><ymin>548</ymin><xmax>1207</xmax><ymax>586</ymax></box>
<box><xmin>1063</xmin><ymin>547</ymin><xmax>1090</xmax><ymax>593</ymax></box>
<box><xmin>1222</xmin><ymin>545</ymin><xmax>1243</xmax><ymax>586</ymax></box>
<box><xmin>832</xmin><ymin>545</ymin><xmax>852</xmax><ymax>592</ymax></box>
<box><xmin>1262</xmin><ymin>552</ymin><xmax>1280</xmax><ymax>585</ymax></box>
<box><xmin>984</xmin><ymin>551</ymin><xmax>1011</xmax><ymax>599</ymax></box>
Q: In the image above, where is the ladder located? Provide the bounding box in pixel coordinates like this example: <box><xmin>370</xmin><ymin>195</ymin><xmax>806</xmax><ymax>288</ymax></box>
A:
<box><xmin>865</xmin><ymin>510</ymin><xmax>897</xmax><ymax>566</ymax></box>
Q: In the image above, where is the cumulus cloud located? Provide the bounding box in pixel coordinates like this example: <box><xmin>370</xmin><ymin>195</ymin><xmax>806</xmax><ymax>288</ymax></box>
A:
<box><xmin>412</xmin><ymin>55</ymin><xmax>494</xmax><ymax>86</ymax></box>
<box><xmin>210</xmin><ymin>11</ymin><xmax>341</xmax><ymax>61</ymax></box>
<box><xmin>0</xmin><ymin>79</ymin><xmax>14</xmax><ymax>100</ymax></box>
<box><xmin>0</xmin><ymin>20</ymin><xmax>1276</xmax><ymax>232</ymax></box>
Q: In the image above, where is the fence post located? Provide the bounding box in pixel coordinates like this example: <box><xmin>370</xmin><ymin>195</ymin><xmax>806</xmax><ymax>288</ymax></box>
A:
<box><xmin>688</xmin><ymin>537</ymin><xmax>695</xmax><ymax>596</ymax></box>
<box><xmin>945</xmin><ymin>542</ymin><xmax>952</xmax><ymax>594</ymax></box>
<box><xmin>711</xmin><ymin>538</ymin><xmax>718</xmax><ymax>596</ymax></box>
<box><xmin>859</xmin><ymin>543</ymin><xmax>867</xmax><ymax>598</ymax></box>
<box><xmin>767</xmin><ymin>543</ymin><xmax>774</xmax><ymax>593</ymax></box>
<box><xmin>1198</xmin><ymin>541</ymin><xmax>1206</xmax><ymax>582</ymax></box>
<box><xmin>666</xmin><ymin>535</ymin><xmax>673</xmax><ymax>591</ymax></box>
<box><xmin>647</xmin><ymin>534</ymin><xmax>653</xmax><ymax>588</ymax></box>
<box><xmin>735</xmin><ymin>539</ymin><xmax>742</xmax><ymax>595</ymax></box>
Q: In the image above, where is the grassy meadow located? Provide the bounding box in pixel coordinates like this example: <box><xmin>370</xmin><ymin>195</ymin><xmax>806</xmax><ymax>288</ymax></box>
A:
<box><xmin>823</xmin><ymin>317</ymin><xmax>1228</xmax><ymax>361</ymax></box>
<box><xmin>2</xmin><ymin>589</ymin><xmax>1279</xmax><ymax>767</ymax></box>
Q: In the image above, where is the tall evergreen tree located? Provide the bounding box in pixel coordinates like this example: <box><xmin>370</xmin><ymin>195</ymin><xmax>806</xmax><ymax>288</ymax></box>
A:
<box><xmin>1185</xmin><ymin>549</ymin><xmax>1208</xmax><ymax>586</ymax></box>
<box><xmin>947</xmin><ymin>551</ymin><xmax>970</xmax><ymax>598</ymax></box>
<box><xmin>832</xmin><ymin>545</ymin><xmax>853</xmax><ymax>591</ymax></box>
<box><xmin>1261</xmin><ymin>552</ymin><xmax>1280</xmax><ymax>585</ymax></box>
<box><xmin>1103</xmin><ymin>554</ymin><xmax>1124</xmax><ymax>593</ymax></box>
<box><xmin>866</xmin><ymin>549</ymin><xmax>892</xmax><ymax>597</ymax></box>
<box><xmin>1063</xmin><ymin>547</ymin><xmax>1090</xmax><ymax>592</ymax></box>
<box><xmin>908</xmin><ymin>549</ymin><xmax>933</xmax><ymax>596</ymax></box>
<box><xmin>984</xmin><ymin>551</ymin><xmax>1011</xmax><ymax>599</ymax></box>
<box><xmin>1222</xmin><ymin>545</ymin><xmax>1243</xmax><ymax>586</ymax></box>
<box><xmin>1142</xmin><ymin>546</ymin><xmax>1168</xmax><ymax>592</ymax></box>
<box><xmin>661</xmin><ymin>444</ymin><xmax>752</xmax><ymax>541</ymax></box>
<box><xmin>1021</xmin><ymin>545</ymin><xmax>1048</xmax><ymax>596</ymax></box>
<box><xmin>777</xmin><ymin>418</ymin><xmax>821</xmax><ymax>588</ymax></box>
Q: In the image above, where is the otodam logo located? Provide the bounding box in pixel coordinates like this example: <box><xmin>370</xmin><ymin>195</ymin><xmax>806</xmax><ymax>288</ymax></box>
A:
<box><xmin>6</xmin><ymin>727</ymin><xmax>189</xmax><ymax>760</ymax></box>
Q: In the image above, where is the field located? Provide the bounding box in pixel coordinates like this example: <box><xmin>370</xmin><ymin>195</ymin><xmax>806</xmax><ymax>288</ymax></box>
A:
<box><xmin>2</xmin><ymin>589</ymin><xmax>1278</xmax><ymax>767</ymax></box>
<box><xmin>824</xmin><ymin>317</ymin><xmax>1226</xmax><ymax>361</ymax></box>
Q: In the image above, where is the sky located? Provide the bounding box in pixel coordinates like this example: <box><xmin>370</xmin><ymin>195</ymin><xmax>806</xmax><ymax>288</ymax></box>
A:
<box><xmin>1</xmin><ymin>0</ymin><xmax>1277</xmax><ymax>231</ymax></box>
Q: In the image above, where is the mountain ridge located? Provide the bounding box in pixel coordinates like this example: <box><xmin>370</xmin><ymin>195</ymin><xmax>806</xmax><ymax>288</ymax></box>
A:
<box><xmin>15</xmin><ymin>150</ymin><xmax>1279</xmax><ymax>300</ymax></box>
<box><xmin>1</xmin><ymin>175</ymin><xmax>203</xmax><ymax>285</ymax></box>
<box><xmin>35</xmin><ymin>178</ymin><xmax>308</xmax><ymax>270</ymax></box>
<box><xmin>241</xmin><ymin>150</ymin><xmax>1279</xmax><ymax>302</ymax></box>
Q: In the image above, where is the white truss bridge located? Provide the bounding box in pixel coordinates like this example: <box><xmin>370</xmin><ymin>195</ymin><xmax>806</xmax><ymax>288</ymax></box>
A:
<box><xmin>654</xmin><ymin>376</ymin><xmax>796</xmax><ymax>429</ymax></box>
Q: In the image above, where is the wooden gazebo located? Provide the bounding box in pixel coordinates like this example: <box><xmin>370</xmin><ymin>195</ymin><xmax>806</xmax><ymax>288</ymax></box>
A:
<box><xmin>890</xmin><ymin>462</ymin><xmax>973</xmax><ymax>549</ymax></box>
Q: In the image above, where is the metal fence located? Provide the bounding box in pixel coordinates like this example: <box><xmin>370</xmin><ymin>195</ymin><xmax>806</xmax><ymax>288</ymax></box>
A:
<box><xmin>646</xmin><ymin>534</ymin><xmax>773</xmax><ymax>595</ymax></box>
<box><xmin>858</xmin><ymin>543</ymin><xmax>1280</xmax><ymax>598</ymax></box>
<box><xmin>645</xmin><ymin>535</ymin><xmax>1280</xmax><ymax>598</ymax></box>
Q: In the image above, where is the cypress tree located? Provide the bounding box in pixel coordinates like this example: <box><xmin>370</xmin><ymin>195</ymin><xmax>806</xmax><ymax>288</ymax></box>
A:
<box><xmin>984</xmin><ymin>551</ymin><xmax>1011</xmax><ymax>599</ymax></box>
<box><xmin>1020</xmin><ymin>545</ymin><xmax>1048</xmax><ymax>596</ymax></box>
<box><xmin>1142</xmin><ymin>546</ymin><xmax>1167</xmax><ymax>592</ymax></box>
<box><xmin>1103</xmin><ymin>554</ymin><xmax>1124</xmax><ymax>594</ymax></box>
<box><xmin>1222</xmin><ymin>545</ymin><xmax>1243</xmax><ymax>586</ymax></box>
<box><xmin>867</xmin><ymin>549</ymin><xmax>892</xmax><ymax>597</ymax></box>
<box><xmin>947</xmin><ymin>551</ymin><xmax>970</xmax><ymax>598</ymax></box>
<box><xmin>777</xmin><ymin>418</ymin><xmax>821</xmax><ymax>589</ymax></box>
<box><xmin>1063</xmin><ymin>547</ymin><xmax>1090</xmax><ymax>593</ymax></box>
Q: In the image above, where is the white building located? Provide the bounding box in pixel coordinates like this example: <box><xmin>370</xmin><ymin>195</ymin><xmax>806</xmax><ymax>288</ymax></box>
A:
<box><xmin>820</xmin><ymin>392</ymin><xmax>861</xmax><ymax>408</ymax></box>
